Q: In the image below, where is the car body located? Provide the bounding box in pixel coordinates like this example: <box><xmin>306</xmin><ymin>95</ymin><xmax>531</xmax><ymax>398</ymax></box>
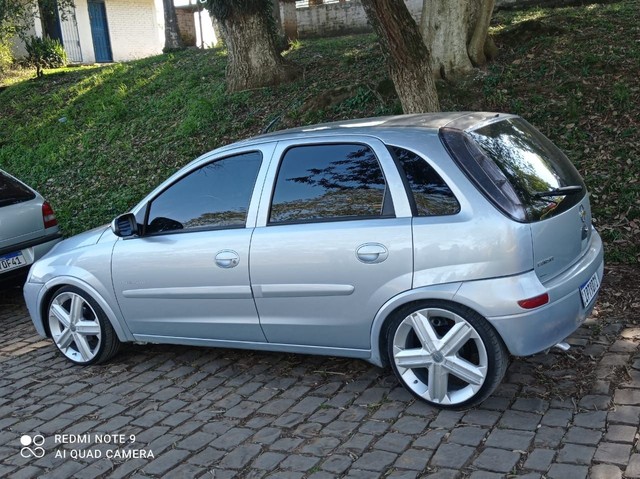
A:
<box><xmin>0</xmin><ymin>169</ymin><xmax>62</xmax><ymax>287</ymax></box>
<box><xmin>24</xmin><ymin>113</ymin><xmax>604</xmax><ymax>408</ymax></box>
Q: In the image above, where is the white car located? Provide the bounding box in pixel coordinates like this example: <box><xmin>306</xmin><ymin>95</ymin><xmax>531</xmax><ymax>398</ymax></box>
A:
<box><xmin>0</xmin><ymin>169</ymin><xmax>62</xmax><ymax>287</ymax></box>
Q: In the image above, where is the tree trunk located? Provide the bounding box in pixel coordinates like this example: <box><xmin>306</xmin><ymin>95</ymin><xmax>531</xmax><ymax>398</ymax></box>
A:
<box><xmin>309</xmin><ymin>0</ymin><xmax>324</xmax><ymax>6</ymax></box>
<box><xmin>420</xmin><ymin>0</ymin><xmax>495</xmax><ymax>79</ymax></box>
<box><xmin>209</xmin><ymin>3</ymin><xmax>301</xmax><ymax>92</ymax></box>
<box><xmin>282</xmin><ymin>0</ymin><xmax>298</xmax><ymax>42</ymax></box>
<box><xmin>361</xmin><ymin>0</ymin><xmax>440</xmax><ymax>113</ymax></box>
<box><xmin>162</xmin><ymin>0</ymin><xmax>184</xmax><ymax>52</ymax></box>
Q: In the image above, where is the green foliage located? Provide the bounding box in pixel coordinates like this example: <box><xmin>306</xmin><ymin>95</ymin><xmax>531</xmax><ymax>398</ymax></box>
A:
<box><xmin>25</xmin><ymin>35</ymin><xmax>67</xmax><ymax>75</ymax></box>
<box><xmin>0</xmin><ymin>0</ymin><xmax>75</xmax><ymax>42</ymax></box>
<box><xmin>0</xmin><ymin>38</ymin><xmax>12</xmax><ymax>72</ymax></box>
<box><xmin>204</xmin><ymin>0</ymin><xmax>277</xmax><ymax>38</ymax></box>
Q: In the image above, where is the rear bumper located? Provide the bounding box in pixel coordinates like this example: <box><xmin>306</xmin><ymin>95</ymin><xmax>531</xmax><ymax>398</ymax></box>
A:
<box><xmin>454</xmin><ymin>230</ymin><xmax>604</xmax><ymax>356</ymax></box>
<box><xmin>0</xmin><ymin>234</ymin><xmax>62</xmax><ymax>286</ymax></box>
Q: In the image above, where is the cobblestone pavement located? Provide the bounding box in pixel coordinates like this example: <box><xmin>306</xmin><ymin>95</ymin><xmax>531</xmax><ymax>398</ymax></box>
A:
<box><xmin>0</xmin><ymin>272</ymin><xmax>638</xmax><ymax>479</ymax></box>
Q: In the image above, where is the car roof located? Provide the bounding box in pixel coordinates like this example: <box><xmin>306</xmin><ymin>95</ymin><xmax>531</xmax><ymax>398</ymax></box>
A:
<box><xmin>216</xmin><ymin>112</ymin><xmax>515</xmax><ymax>154</ymax></box>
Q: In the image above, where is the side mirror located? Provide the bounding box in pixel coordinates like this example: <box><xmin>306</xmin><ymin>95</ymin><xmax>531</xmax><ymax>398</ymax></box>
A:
<box><xmin>110</xmin><ymin>213</ymin><xmax>138</xmax><ymax>238</ymax></box>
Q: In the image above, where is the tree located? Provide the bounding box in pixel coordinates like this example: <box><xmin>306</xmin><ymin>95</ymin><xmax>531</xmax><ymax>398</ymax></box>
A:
<box><xmin>204</xmin><ymin>0</ymin><xmax>300</xmax><ymax>92</ymax></box>
<box><xmin>162</xmin><ymin>0</ymin><xmax>184</xmax><ymax>52</ymax></box>
<box><xmin>420</xmin><ymin>0</ymin><xmax>497</xmax><ymax>79</ymax></box>
<box><xmin>360</xmin><ymin>0</ymin><xmax>439</xmax><ymax>113</ymax></box>
<box><xmin>1</xmin><ymin>0</ymin><xmax>74</xmax><ymax>42</ymax></box>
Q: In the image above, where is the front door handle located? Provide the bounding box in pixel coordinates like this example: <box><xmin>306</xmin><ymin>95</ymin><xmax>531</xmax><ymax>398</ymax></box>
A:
<box><xmin>356</xmin><ymin>243</ymin><xmax>389</xmax><ymax>264</ymax></box>
<box><xmin>215</xmin><ymin>250</ymin><xmax>239</xmax><ymax>269</ymax></box>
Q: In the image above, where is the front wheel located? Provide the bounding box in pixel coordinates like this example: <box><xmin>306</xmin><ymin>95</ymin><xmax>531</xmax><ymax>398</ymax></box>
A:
<box><xmin>387</xmin><ymin>301</ymin><xmax>508</xmax><ymax>409</ymax></box>
<box><xmin>47</xmin><ymin>286</ymin><xmax>121</xmax><ymax>365</ymax></box>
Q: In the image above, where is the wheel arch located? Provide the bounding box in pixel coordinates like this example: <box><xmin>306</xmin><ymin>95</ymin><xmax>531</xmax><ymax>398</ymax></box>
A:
<box><xmin>39</xmin><ymin>276</ymin><xmax>134</xmax><ymax>342</ymax></box>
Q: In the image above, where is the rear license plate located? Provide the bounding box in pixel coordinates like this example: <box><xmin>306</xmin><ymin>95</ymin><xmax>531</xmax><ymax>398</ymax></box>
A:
<box><xmin>0</xmin><ymin>251</ymin><xmax>28</xmax><ymax>273</ymax></box>
<box><xmin>580</xmin><ymin>272</ymin><xmax>600</xmax><ymax>308</ymax></box>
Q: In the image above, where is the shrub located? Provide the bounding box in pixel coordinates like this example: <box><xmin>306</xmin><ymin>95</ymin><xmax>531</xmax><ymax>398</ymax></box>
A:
<box><xmin>0</xmin><ymin>40</ymin><xmax>13</xmax><ymax>73</ymax></box>
<box><xmin>25</xmin><ymin>35</ymin><xmax>67</xmax><ymax>76</ymax></box>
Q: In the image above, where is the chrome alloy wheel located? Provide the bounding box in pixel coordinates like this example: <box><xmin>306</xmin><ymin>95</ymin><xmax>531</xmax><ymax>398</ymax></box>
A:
<box><xmin>48</xmin><ymin>291</ymin><xmax>102</xmax><ymax>363</ymax></box>
<box><xmin>392</xmin><ymin>307</ymin><xmax>488</xmax><ymax>406</ymax></box>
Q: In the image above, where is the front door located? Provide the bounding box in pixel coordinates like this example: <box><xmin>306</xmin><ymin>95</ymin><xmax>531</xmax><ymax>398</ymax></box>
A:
<box><xmin>88</xmin><ymin>0</ymin><xmax>112</xmax><ymax>62</ymax></box>
<box><xmin>250</xmin><ymin>139</ymin><xmax>413</xmax><ymax>351</ymax></box>
<box><xmin>112</xmin><ymin>150</ymin><xmax>268</xmax><ymax>343</ymax></box>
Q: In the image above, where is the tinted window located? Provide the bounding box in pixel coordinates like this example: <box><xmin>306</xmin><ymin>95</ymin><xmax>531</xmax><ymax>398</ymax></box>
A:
<box><xmin>270</xmin><ymin>144</ymin><xmax>391</xmax><ymax>224</ymax></box>
<box><xmin>468</xmin><ymin>118</ymin><xmax>585</xmax><ymax>221</ymax></box>
<box><xmin>391</xmin><ymin>146</ymin><xmax>460</xmax><ymax>216</ymax></box>
<box><xmin>146</xmin><ymin>152</ymin><xmax>262</xmax><ymax>234</ymax></box>
<box><xmin>0</xmin><ymin>171</ymin><xmax>36</xmax><ymax>207</ymax></box>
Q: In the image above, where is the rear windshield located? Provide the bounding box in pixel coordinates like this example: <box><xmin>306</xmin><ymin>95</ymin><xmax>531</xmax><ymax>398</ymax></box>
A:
<box><xmin>0</xmin><ymin>171</ymin><xmax>36</xmax><ymax>207</ymax></box>
<box><xmin>468</xmin><ymin>118</ymin><xmax>585</xmax><ymax>222</ymax></box>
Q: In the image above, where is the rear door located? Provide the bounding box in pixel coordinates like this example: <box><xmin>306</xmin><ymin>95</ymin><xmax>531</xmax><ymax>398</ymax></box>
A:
<box><xmin>249</xmin><ymin>137</ymin><xmax>413</xmax><ymax>351</ymax></box>
<box><xmin>0</xmin><ymin>171</ymin><xmax>41</xmax><ymax>248</ymax></box>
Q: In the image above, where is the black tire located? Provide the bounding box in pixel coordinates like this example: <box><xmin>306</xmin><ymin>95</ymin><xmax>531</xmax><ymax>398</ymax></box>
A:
<box><xmin>47</xmin><ymin>286</ymin><xmax>121</xmax><ymax>365</ymax></box>
<box><xmin>386</xmin><ymin>300</ymin><xmax>508</xmax><ymax>409</ymax></box>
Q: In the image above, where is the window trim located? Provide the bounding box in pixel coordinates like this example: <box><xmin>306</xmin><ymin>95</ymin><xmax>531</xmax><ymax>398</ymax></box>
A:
<box><xmin>387</xmin><ymin>144</ymin><xmax>461</xmax><ymax>218</ymax></box>
<box><xmin>266</xmin><ymin>142</ymin><xmax>396</xmax><ymax>227</ymax></box>
<box><xmin>140</xmin><ymin>150</ymin><xmax>264</xmax><ymax>237</ymax></box>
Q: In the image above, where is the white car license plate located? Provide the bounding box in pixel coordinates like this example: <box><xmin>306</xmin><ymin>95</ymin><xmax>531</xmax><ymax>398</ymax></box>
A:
<box><xmin>0</xmin><ymin>251</ymin><xmax>28</xmax><ymax>273</ymax></box>
<box><xmin>580</xmin><ymin>272</ymin><xmax>600</xmax><ymax>308</ymax></box>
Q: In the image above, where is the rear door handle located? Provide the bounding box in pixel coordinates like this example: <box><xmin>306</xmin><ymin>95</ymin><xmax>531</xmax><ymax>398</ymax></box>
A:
<box><xmin>215</xmin><ymin>250</ymin><xmax>239</xmax><ymax>269</ymax></box>
<box><xmin>356</xmin><ymin>243</ymin><xmax>388</xmax><ymax>264</ymax></box>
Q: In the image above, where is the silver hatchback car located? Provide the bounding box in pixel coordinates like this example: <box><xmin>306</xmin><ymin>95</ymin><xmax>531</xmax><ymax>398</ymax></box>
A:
<box><xmin>24</xmin><ymin>113</ymin><xmax>603</xmax><ymax>408</ymax></box>
<box><xmin>0</xmin><ymin>169</ymin><xmax>62</xmax><ymax>287</ymax></box>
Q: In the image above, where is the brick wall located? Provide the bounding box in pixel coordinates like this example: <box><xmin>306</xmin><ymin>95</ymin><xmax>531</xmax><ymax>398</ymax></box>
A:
<box><xmin>104</xmin><ymin>0</ymin><xmax>163</xmax><ymax>61</ymax></box>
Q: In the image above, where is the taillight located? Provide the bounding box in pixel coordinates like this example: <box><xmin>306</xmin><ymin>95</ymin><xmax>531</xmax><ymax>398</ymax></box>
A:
<box><xmin>42</xmin><ymin>202</ymin><xmax>58</xmax><ymax>228</ymax></box>
<box><xmin>517</xmin><ymin>293</ymin><xmax>549</xmax><ymax>309</ymax></box>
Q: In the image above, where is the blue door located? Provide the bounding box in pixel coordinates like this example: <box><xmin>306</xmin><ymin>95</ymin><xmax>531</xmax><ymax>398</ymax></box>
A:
<box><xmin>88</xmin><ymin>1</ymin><xmax>112</xmax><ymax>62</ymax></box>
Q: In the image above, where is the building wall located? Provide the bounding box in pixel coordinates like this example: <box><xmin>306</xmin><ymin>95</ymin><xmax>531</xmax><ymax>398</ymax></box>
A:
<box><xmin>294</xmin><ymin>0</ymin><xmax>422</xmax><ymax>38</ymax></box>
<box><xmin>104</xmin><ymin>0</ymin><xmax>164</xmax><ymax>61</ymax></box>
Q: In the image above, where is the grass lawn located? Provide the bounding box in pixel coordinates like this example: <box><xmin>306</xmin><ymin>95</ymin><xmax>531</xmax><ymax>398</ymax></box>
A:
<box><xmin>0</xmin><ymin>0</ymin><xmax>638</xmax><ymax>263</ymax></box>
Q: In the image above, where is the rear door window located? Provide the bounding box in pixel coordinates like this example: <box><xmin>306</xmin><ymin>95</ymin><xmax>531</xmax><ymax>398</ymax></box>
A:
<box><xmin>0</xmin><ymin>172</ymin><xmax>36</xmax><ymax>207</ymax></box>
<box><xmin>269</xmin><ymin>144</ymin><xmax>393</xmax><ymax>224</ymax></box>
<box><xmin>390</xmin><ymin>146</ymin><xmax>460</xmax><ymax>216</ymax></box>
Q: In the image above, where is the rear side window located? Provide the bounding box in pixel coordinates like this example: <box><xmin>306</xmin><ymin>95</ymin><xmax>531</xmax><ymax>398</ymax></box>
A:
<box><xmin>145</xmin><ymin>151</ymin><xmax>262</xmax><ymax>234</ymax></box>
<box><xmin>441</xmin><ymin>117</ymin><xmax>585</xmax><ymax>222</ymax></box>
<box><xmin>0</xmin><ymin>172</ymin><xmax>36</xmax><ymax>207</ymax></box>
<box><xmin>390</xmin><ymin>146</ymin><xmax>460</xmax><ymax>216</ymax></box>
<box><xmin>270</xmin><ymin>144</ymin><xmax>393</xmax><ymax>224</ymax></box>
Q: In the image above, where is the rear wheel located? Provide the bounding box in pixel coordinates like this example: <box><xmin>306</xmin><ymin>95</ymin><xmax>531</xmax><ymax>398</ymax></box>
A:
<box><xmin>47</xmin><ymin>286</ymin><xmax>121</xmax><ymax>365</ymax></box>
<box><xmin>387</xmin><ymin>301</ymin><xmax>508</xmax><ymax>409</ymax></box>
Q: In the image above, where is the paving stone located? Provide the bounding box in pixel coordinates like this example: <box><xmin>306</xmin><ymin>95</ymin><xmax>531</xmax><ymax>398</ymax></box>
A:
<box><xmin>625</xmin><ymin>454</ymin><xmax>640</xmax><ymax>478</ymax></box>
<box><xmin>541</xmin><ymin>408</ymin><xmax>573</xmax><ymax>427</ymax></box>
<box><xmin>300</xmin><ymin>436</ymin><xmax>341</xmax><ymax>455</ymax></box>
<box><xmin>323</xmin><ymin>420</ymin><xmax>359</xmax><ymax>438</ymax></box>
<box><xmin>523</xmin><ymin>448</ymin><xmax>555</xmax><ymax>472</ymax></box>
<box><xmin>430</xmin><ymin>410</ymin><xmax>464</xmax><ymax>428</ymax></box>
<box><xmin>448</xmin><ymin>427</ymin><xmax>487</xmax><ymax>447</ymax></box>
<box><xmin>337</xmin><ymin>433</ymin><xmax>374</xmax><ymax>454</ymax></box>
<box><xmin>472</xmin><ymin>447</ymin><xmax>520</xmax><ymax>473</ymax></box>
<box><xmin>395</xmin><ymin>448</ymin><xmax>432</xmax><ymax>471</ymax></box>
<box><xmin>352</xmin><ymin>450</ymin><xmax>397</xmax><ymax>471</ymax></box>
<box><xmin>591</xmin><ymin>464</ymin><xmax>623</xmax><ymax>479</ymax></box>
<box><xmin>422</xmin><ymin>469</ymin><xmax>458</xmax><ymax>479</ymax></box>
<box><xmin>485</xmin><ymin>428</ymin><xmax>534</xmax><ymax>450</ymax></box>
<box><xmin>270</xmin><ymin>437</ymin><xmax>304</xmax><ymax>452</ymax></box>
<box><xmin>546</xmin><ymin>463</ymin><xmax>588</xmax><ymax>479</ymax></box>
<box><xmin>534</xmin><ymin>426</ymin><xmax>565</xmax><ymax>448</ymax></box>
<box><xmin>614</xmin><ymin>389</ymin><xmax>640</xmax><ymax>405</ymax></box>
<box><xmin>176</xmin><ymin>431</ymin><xmax>216</xmax><ymax>451</ymax></box>
<box><xmin>219</xmin><ymin>444</ymin><xmax>263</xmax><ymax>469</ymax></box>
<box><xmin>605</xmin><ymin>424</ymin><xmax>637</xmax><ymax>443</ymax></box>
<box><xmin>512</xmin><ymin>398</ymin><xmax>549</xmax><ymax>413</ymax></box>
<box><xmin>321</xmin><ymin>455</ymin><xmax>353</xmax><ymax>474</ymax></box>
<box><xmin>557</xmin><ymin>443</ymin><xmax>595</xmax><ymax>465</ymax></box>
<box><xmin>498</xmin><ymin>410</ymin><xmax>541</xmax><ymax>430</ymax></box>
<box><xmin>252</xmin><ymin>452</ymin><xmax>286</xmax><ymax>471</ymax></box>
<box><xmin>374</xmin><ymin>432</ymin><xmax>412</xmax><ymax>453</ymax></box>
<box><xmin>358</xmin><ymin>420</ymin><xmax>390</xmax><ymax>435</ymax></box>
<box><xmin>593</xmin><ymin>442</ymin><xmax>632</xmax><ymax>466</ymax></box>
<box><xmin>608</xmin><ymin>405</ymin><xmax>640</xmax><ymax>424</ymax></box>
<box><xmin>578</xmin><ymin>394</ymin><xmax>611</xmax><ymax>410</ymax></box>
<box><xmin>188</xmin><ymin>447</ymin><xmax>225</xmax><ymax>466</ymax></box>
<box><xmin>573</xmin><ymin>410</ymin><xmax>607</xmax><ymax>428</ymax></box>
<box><xmin>385</xmin><ymin>471</ymin><xmax>418</xmax><ymax>479</ymax></box>
<box><xmin>143</xmin><ymin>448</ymin><xmax>191</xmax><ymax>476</ymax></box>
<box><xmin>430</xmin><ymin>443</ymin><xmax>475</xmax><ymax>469</ymax></box>
<box><xmin>563</xmin><ymin>426</ymin><xmax>603</xmax><ymax>445</ymax></box>
<box><xmin>468</xmin><ymin>472</ymin><xmax>504</xmax><ymax>479</ymax></box>
<box><xmin>278</xmin><ymin>454</ymin><xmax>319</xmax><ymax>472</ymax></box>
<box><xmin>461</xmin><ymin>410</ymin><xmax>501</xmax><ymax>427</ymax></box>
<box><xmin>392</xmin><ymin>416</ymin><xmax>428</xmax><ymax>435</ymax></box>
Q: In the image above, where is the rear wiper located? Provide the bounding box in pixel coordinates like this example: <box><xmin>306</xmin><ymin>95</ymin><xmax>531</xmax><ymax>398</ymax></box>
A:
<box><xmin>533</xmin><ymin>185</ymin><xmax>583</xmax><ymax>198</ymax></box>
